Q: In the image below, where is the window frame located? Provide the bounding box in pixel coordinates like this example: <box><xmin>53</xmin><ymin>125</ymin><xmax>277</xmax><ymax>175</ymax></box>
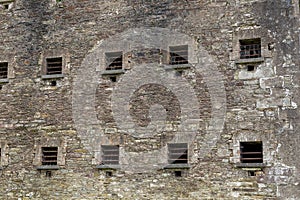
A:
<box><xmin>41</xmin><ymin>54</ymin><xmax>67</xmax><ymax>79</ymax></box>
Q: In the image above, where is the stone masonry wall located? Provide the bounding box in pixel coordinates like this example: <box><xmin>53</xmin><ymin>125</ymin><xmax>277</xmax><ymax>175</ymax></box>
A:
<box><xmin>0</xmin><ymin>0</ymin><xmax>299</xmax><ymax>199</ymax></box>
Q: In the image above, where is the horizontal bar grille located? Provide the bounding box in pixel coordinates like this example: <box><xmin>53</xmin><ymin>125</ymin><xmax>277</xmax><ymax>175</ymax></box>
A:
<box><xmin>169</xmin><ymin>45</ymin><xmax>188</xmax><ymax>65</ymax></box>
<box><xmin>0</xmin><ymin>62</ymin><xmax>8</xmax><ymax>79</ymax></box>
<box><xmin>240</xmin><ymin>39</ymin><xmax>261</xmax><ymax>59</ymax></box>
<box><xmin>106</xmin><ymin>52</ymin><xmax>122</xmax><ymax>70</ymax></box>
<box><xmin>168</xmin><ymin>143</ymin><xmax>188</xmax><ymax>164</ymax></box>
<box><xmin>240</xmin><ymin>142</ymin><xmax>263</xmax><ymax>163</ymax></box>
<box><xmin>46</xmin><ymin>57</ymin><xmax>62</xmax><ymax>75</ymax></box>
<box><xmin>101</xmin><ymin>145</ymin><xmax>119</xmax><ymax>165</ymax></box>
<box><xmin>42</xmin><ymin>147</ymin><xmax>58</xmax><ymax>165</ymax></box>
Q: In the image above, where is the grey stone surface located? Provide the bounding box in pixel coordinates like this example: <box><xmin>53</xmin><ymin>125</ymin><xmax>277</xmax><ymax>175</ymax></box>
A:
<box><xmin>0</xmin><ymin>0</ymin><xmax>299</xmax><ymax>199</ymax></box>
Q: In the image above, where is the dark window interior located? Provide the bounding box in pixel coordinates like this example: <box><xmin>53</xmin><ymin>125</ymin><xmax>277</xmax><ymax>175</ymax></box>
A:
<box><xmin>101</xmin><ymin>145</ymin><xmax>119</xmax><ymax>165</ymax></box>
<box><xmin>240</xmin><ymin>38</ymin><xmax>261</xmax><ymax>59</ymax></box>
<box><xmin>169</xmin><ymin>45</ymin><xmax>188</xmax><ymax>65</ymax></box>
<box><xmin>240</xmin><ymin>141</ymin><xmax>263</xmax><ymax>163</ymax></box>
<box><xmin>42</xmin><ymin>147</ymin><xmax>58</xmax><ymax>165</ymax></box>
<box><xmin>168</xmin><ymin>143</ymin><xmax>188</xmax><ymax>164</ymax></box>
<box><xmin>247</xmin><ymin>65</ymin><xmax>255</xmax><ymax>71</ymax></box>
<box><xmin>0</xmin><ymin>62</ymin><xmax>8</xmax><ymax>79</ymax></box>
<box><xmin>106</xmin><ymin>52</ymin><xmax>123</xmax><ymax>70</ymax></box>
<box><xmin>174</xmin><ymin>171</ymin><xmax>182</xmax><ymax>177</ymax></box>
<box><xmin>46</xmin><ymin>57</ymin><xmax>62</xmax><ymax>75</ymax></box>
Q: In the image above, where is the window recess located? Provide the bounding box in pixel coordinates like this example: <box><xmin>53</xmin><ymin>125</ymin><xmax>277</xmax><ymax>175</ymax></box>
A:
<box><xmin>42</xmin><ymin>147</ymin><xmax>58</xmax><ymax>166</ymax></box>
<box><xmin>46</xmin><ymin>57</ymin><xmax>63</xmax><ymax>75</ymax></box>
<box><xmin>105</xmin><ymin>52</ymin><xmax>123</xmax><ymax>71</ymax></box>
<box><xmin>169</xmin><ymin>45</ymin><xmax>188</xmax><ymax>65</ymax></box>
<box><xmin>168</xmin><ymin>143</ymin><xmax>188</xmax><ymax>164</ymax></box>
<box><xmin>239</xmin><ymin>38</ymin><xmax>261</xmax><ymax>59</ymax></box>
<box><xmin>0</xmin><ymin>62</ymin><xmax>8</xmax><ymax>79</ymax></box>
<box><xmin>240</xmin><ymin>141</ymin><xmax>263</xmax><ymax>163</ymax></box>
<box><xmin>101</xmin><ymin>145</ymin><xmax>119</xmax><ymax>165</ymax></box>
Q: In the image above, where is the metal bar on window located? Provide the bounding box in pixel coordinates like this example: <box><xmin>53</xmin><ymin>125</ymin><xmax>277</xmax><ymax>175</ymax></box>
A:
<box><xmin>42</xmin><ymin>147</ymin><xmax>58</xmax><ymax>165</ymax></box>
<box><xmin>101</xmin><ymin>145</ymin><xmax>119</xmax><ymax>165</ymax></box>
<box><xmin>0</xmin><ymin>62</ymin><xmax>8</xmax><ymax>79</ymax></box>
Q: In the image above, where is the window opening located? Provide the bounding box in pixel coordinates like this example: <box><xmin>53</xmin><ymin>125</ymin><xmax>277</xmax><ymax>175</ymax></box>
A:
<box><xmin>168</xmin><ymin>143</ymin><xmax>188</xmax><ymax>164</ymax></box>
<box><xmin>169</xmin><ymin>45</ymin><xmax>188</xmax><ymax>65</ymax></box>
<box><xmin>240</xmin><ymin>141</ymin><xmax>263</xmax><ymax>163</ymax></box>
<box><xmin>46</xmin><ymin>171</ymin><xmax>52</xmax><ymax>178</ymax></box>
<box><xmin>46</xmin><ymin>57</ymin><xmax>63</xmax><ymax>75</ymax></box>
<box><xmin>105</xmin><ymin>52</ymin><xmax>123</xmax><ymax>70</ymax></box>
<box><xmin>248</xmin><ymin>171</ymin><xmax>255</xmax><ymax>176</ymax></box>
<box><xmin>247</xmin><ymin>65</ymin><xmax>255</xmax><ymax>71</ymax></box>
<box><xmin>110</xmin><ymin>76</ymin><xmax>117</xmax><ymax>82</ymax></box>
<box><xmin>42</xmin><ymin>147</ymin><xmax>58</xmax><ymax>165</ymax></box>
<box><xmin>0</xmin><ymin>62</ymin><xmax>8</xmax><ymax>79</ymax></box>
<box><xmin>51</xmin><ymin>80</ymin><xmax>57</xmax><ymax>86</ymax></box>
<box><xmin>174</xmin><ymin>171</ymin><xmax>182</xmax><ymax>177</ymax></box>
<box><xmin>239</xmin><ymin>38</ymin><xmax>261</xmax><ymax>59</ymax></box>
<box><xmin>106</xmin><ymin>171</ymin><xmax>113</xmax><ymax>177</ymax></box>
<box><xmin>101</xmin><ymin>145</ymin><xmax>119</xmax><ymax>165</ymax></box>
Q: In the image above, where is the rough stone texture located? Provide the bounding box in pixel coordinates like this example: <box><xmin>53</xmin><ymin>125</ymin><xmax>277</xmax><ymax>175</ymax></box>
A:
<box><xmin>0</xmin><ymin>0</ymin><xmax>299</xmax><ymax>199</ymax></box>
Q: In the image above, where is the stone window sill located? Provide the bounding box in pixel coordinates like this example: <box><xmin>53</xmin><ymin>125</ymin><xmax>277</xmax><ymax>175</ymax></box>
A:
<box><xmin>101</xmin><ymin>69</ymin><xmax>125</xmax><ymax>75</ymax></box>
<box><xmin>163</xmin><ymin>164</ymin><xmax>190</xmax><ymax>169</ymax></box>
<box><xmin>235</xmin><ymin>163</ymin><xmax>267</xmax><ymax>168</ymax></box>
<box><xmin>164</xmin><ymin>64</ymin><xmax>191</xmax><ymax>70</ymax></box>
<box><xmin>0</xmin><ymin>78</ymin><xmax>9</xmax><ymax>83</ymax></box>
<box><xmin>41</xmin><ymin>74</ymin><xmax>64</xmax><ymax>79</ymax></box>
<box><xmin>235</xmin><ymin>57</ymin><xmax>264</xmax><ymax>64</ymax></box>
<box><xmin>96</xmin><ymin>164</ymin><xmax>120</xmax><ymax>170</ymax></box>
<box><xmin>36</xmin><ymin>165</ymin><xmax>60</xmax><ymax>170</ymax></box>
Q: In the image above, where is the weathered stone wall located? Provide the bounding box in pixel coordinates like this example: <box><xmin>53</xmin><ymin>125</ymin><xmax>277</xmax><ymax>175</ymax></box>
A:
<box><xmin>0</xmin><ymin>0</ymin><xmax>299</xmax><ymax>199</ymax></box>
